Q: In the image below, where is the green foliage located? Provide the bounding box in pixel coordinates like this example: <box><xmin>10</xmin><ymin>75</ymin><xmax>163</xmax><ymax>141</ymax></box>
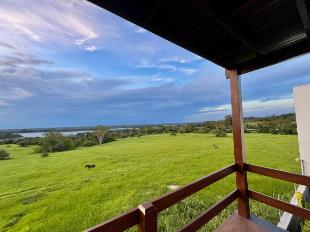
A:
<box><xmin>94</xmin><ymin>126</ymin><xmax>109</xmax><ymax>145</ymax></box>
<box><xmin>0</xmin><ymin>132</ymin><xmax>22</xmax><ymax>140</ymax></box>
<box><xmin>214</xmin><ymin>128</ymin><xmax>227</xmax><ymax>137</ymax></box>
<box><xmin>0</xmin><ymin>113</ymin><xmax>298</xmax><ymax>150</ymax></box>
<box><xmin>0</xmin><ymin>134</ymin><xmax>300</xmax><ymax>231</ymax></box>
<box><xmin>0</xmin><ymin>149</ymin><xmax>10</xmax><ymax>160</ymax></box>
<box><xmin>18</xmin><ymin>137</ymin><xmax>41</xmax><ymax>147</ymax></box>
<box><xmin>224</xmin><ymin>115</ymin><xmax>232</xmax><ymax>127</ymax></box>
<box><xmin>73</xmin><ymin>132</ymin><xmax>98</xmax><ymax>147</ymax></box>
<box><xmin>38</xmin><ymin>132</ymin><xmax>75</xmax><ymax>153</ymax></box>
<box><xmin>0</xmin><ymin>137</ymin><xmax>40</xmax><ymax>146</ymax></box>
<box><xmin>197</xmin><ymin>126</ymin><xmax>209</xmax><ymax>134</ymax></box>
<box><xmin>244</xmin><ymin>113</ymin><xmax>297</xmax><ymax>135</ymax></box>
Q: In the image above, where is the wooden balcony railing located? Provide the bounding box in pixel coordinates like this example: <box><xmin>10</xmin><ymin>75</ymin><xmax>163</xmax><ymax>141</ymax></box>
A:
<box><xmin>84</xmin><ymin>163</ymin><xmax>310</xmax><ymax>232</ymax></box>
<box><xmin>245</xmin><ymin>163</ymin><xmax>310</xmax><ymax>221</ymax></box>
<box><xmin>85</xmin><ymin>164</ymin><xmax>237</xmax><ymax>232</ymax></box>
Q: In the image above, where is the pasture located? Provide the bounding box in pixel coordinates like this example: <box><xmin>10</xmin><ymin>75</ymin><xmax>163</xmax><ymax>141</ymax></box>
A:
<box><xmin>0</xmin><ymin>133</ymin><xmax>300</xmax><ymax>231</ymax></box>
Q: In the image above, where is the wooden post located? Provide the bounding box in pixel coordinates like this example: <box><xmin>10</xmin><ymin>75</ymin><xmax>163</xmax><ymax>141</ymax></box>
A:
<box><xmin>226</xmin><ymin>69</ymin><xmax>250</xmax><ymax>218</ymax></box>
<box><xmin>137</xmin><ymin>202</ymin><xmax>157</xmax><ymax>232</ymax></box>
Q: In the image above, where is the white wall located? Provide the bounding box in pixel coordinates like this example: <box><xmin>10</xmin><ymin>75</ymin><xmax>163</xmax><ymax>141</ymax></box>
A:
<box><xmin>294</xmin><ymin>84</ymin><xmax>310</xmax><ymax>176</ymax></box>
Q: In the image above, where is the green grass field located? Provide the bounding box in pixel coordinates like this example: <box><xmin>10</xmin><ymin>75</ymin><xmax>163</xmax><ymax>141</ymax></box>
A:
<box><xmin>0</xmin><ymin>133</ymin><xmax>300</xmax><ymax>232</ymax></box>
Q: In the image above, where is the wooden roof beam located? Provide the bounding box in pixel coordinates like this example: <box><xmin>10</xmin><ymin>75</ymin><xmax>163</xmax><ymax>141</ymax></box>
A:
<box><xmin>194</xmin><ymin>1</ymin><xmax>266</xmax><ymax>55</ymax></box>
<box><xmin>296</xmin><ymin>0</ymin><xmax>310</xmax><ymax>37</ymax></box>
<box><xmin>143</xmin><ymin>0</ymin><xmax>164</xmax><ymax>26</ymax></box>
<box><xmin>237</xmin><ymin>39</ymin><xmax>310</xmax><ymax>74</ymax></box>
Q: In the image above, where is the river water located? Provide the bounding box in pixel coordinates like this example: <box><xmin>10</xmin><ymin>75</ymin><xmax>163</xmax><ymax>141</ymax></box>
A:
<box><xmin>19</xmin><ymin>131</ymin><xmax>91</xmax><ymax>138</ymax></box>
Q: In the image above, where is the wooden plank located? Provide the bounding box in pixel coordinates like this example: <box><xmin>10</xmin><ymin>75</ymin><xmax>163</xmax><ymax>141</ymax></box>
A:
<box><xmin>215</xmin><ymin>213</ymin><xmax>271</xmax><ymax>232</ymax></box>
<box><xmin>152</xmin><ymin>164</ymin><xmax>237</xmax><ymax>212</ymax></box>
<box><xmin>248</xmin><ymin>190</ymin><xmax>310</xmax><ymax>221</ymax></box>
<box><xmin>137</xmin><ymin>203</ymin><xmax>157</xmax><ymax>232</ymax></box>
<box><xmin>245</xmin><ymin>163</ymin><xmax>310</xmax><ymax>186</ymax></box>
<box><xmin>178</xmin><ymin>190</ymin><xmax>239</xmax><ymax>232</ymax></box>
<box><xmin>84</xmin><ymin>208</ymin><xmax>140</xmax><ymax>232</ymax></box>
<box><xmin>227</xmin><ymin>69</ymin><xmax>250</xmax><ymax>218</ymax></box>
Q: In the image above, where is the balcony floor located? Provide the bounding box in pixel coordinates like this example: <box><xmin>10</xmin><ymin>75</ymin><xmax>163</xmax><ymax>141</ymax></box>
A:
<box><xmin>215</xmin><ymin>213</ymin><xmax>288</xmax><ymax>232</ymax></box>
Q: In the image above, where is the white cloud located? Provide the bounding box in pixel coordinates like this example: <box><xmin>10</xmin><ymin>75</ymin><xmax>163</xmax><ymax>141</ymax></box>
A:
<box><xmin>0</xmin><ymin>87</ymin><xmax>33</xmax><ymax>106</ymax></box>
<box><xmin>85</xmin><ymin>45</ymin><xmax>97</xmax><ymax>52</ymax></box>
<box><xmin>186</xmin><ymin>97</ymin><xmax>295</xmax><ymax>122</ymax></box>
<box><xmin>135</xmin><ymin>60</ymin><xmax>197</xmax><ymax>75</ymax></box>
<box><xmin>199</xmin><ymin>97</ymin><xmax>294</xmax><ymax>113</ymax></box>
<box><xmin>159</xmin><ymin>56</ymin><xmax>189</xmax><ymax>63</ymax></box>
<box><xmin>178</xmin><ymin>68</ymin><xmax>196</xmax><ymax>75</ymax></box>
<box><xmin>135</xmin><ymin>28</ymin><xmax>147</xmax><ymax>33</ymax></box>
<box><xmin>158</xmin><ymin>55</ymin><xmax>203</xmax><ymax>64</ymax></box>
<box><xmin>0</xmin><ymin>0</ymin><xmax>112</xmax><ymax>51</ymax></box>
<box><xmin>0</xmin><ymin>100</ymin><xmax>11</xmax><ymax>106</ymax></box>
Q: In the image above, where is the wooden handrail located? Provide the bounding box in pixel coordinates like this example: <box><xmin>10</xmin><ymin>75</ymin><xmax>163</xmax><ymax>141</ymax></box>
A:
<box><xmin>84</xmin><ymin>164</ymin><xmax>237</xmax><ymax>232</ymax></box>
<box><xmin>137</xmin><ymin>202</ymin><xmax>157</xmax><ymax>232</ymax></box>
<box><xmin>248</xmin><ymin>190</ymin><xmax>310</xmax><ymax>221</ymax></box>
<box><xmin>84</xmin><ymin>208</ymin><xmax>140</xmax><ymax>232</ymax></box>
<box><xmin>178</xmin><ymin>190</ymin><xmax>239</xmax><ymax>232</ymax></box>
<box><xmin>245</xmin><ymin>163</ymin><xmax>310</xmax><ymax>186</ymax></box>
<box><xmin>151</xmin><ymin>164</ymin><xmax>237</xmax><ymax>212</ymax></box>
<box><xmin>84</xmin><ymin>163</ymin><xmax>310</xmax><ymax>232</ymax></box>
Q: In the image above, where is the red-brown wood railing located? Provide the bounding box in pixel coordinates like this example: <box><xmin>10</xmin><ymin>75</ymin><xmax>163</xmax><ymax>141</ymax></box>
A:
<box><xmin>245</xmin><ymin>163</ymin><xmax>310</xmax><ymax>220</ymax></box>
<box><xmin>85</xmin><ymin>164</ymin><xmax>237</xmax><ymax>232</ymax></box>
<box><xmin>85</xmin><ymin>163</ymin><xmax>310</xmax><ymax>232</ymax></box>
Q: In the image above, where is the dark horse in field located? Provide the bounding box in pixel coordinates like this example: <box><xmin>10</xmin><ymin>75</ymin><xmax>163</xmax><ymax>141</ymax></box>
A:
<box><xmin>85</xmin><ymin>164</ymin><xmax>96</xmax><ymax>169</ymax></box>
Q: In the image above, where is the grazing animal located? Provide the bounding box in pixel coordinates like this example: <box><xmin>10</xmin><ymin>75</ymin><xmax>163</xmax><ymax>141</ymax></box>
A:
<box><xmin>213</xmin><ymin>144</ymin><xmax>219</xmax><ymax>149</ymax></box>
<box><xmin>85</xmin><ymin>164</ymin><xmax>96</xmax><ymax>169</ymax></box>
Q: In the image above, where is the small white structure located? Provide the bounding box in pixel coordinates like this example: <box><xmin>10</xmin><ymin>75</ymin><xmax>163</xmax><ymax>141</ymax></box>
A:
<box><xmin>294</xmin><ymin>84</ymin><xmax>310</xmax><ymax>176</ymax></box>
<box><xmin>278</xmin><ymin>84</ymin><xmax>310</xmax><ymax>231</ymax></box>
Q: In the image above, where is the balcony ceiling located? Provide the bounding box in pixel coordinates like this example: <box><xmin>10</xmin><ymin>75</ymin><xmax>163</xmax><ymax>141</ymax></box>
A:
<box><xmin>88</xmin><ymin>0</ymin><xmax>310</xmax><ymax>74</ymax></box>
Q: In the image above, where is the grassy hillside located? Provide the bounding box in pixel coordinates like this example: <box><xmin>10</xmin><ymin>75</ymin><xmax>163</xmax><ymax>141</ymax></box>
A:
<box><xmin>0</xmin><ymin>134</ymin><xmax>300</xmax><ymax>232</ymax></box>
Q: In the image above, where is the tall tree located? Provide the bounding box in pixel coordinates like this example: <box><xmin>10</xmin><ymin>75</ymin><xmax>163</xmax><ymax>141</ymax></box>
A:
<box><xmin>94</xmin><ymin>126</ymin><xmax>109</xmax><ymax>146</ymax></box>
<box><xmin>224</xmin><ymin>115</ymin><xmax>233</xmax><ymax>127</ymax></box>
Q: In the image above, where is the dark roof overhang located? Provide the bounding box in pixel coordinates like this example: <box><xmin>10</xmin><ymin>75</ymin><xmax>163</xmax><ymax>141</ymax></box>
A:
<box><xmin>88</xmin><ymin>0</ymin><xmax>310</xmax><ymax>74</ymax></box>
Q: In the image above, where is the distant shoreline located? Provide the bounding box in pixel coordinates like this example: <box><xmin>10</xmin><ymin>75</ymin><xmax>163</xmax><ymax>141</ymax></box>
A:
<box><xmin>19</xmin><ymin>131</ymin><xmax>92</xmax><ymax>138</ymax></box>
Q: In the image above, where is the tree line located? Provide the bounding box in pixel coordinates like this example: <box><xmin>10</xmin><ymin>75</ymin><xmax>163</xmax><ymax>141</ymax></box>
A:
<box><xmin>0</xmin><ymin>113</ymin><xmax>297</xmax><ymax>157</ymax></box>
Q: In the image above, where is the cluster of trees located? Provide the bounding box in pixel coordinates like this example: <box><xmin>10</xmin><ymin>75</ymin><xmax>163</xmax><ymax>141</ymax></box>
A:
<box><xmin>0</xmin><ymin>127</ymin><xmax>113</xmax><ymax>155</ymax></box>
<box><xmin>37</xmin><ymin>127</ymin><xmax>113</xmax><ymax>154</ymax></box>
<box><xmin>244</xmin><ymin>113</ymin><xmax>297</xmax><ymax>134</ymax></box>
<box><xmin>0</xmin><ymin>113</ymin><xmax>297</xmax><ymax>156</ymax></box>
<box><xmin>0</xmin><ymin>132</ymin><xmax>22</xmax><ymax>140</ymax></box>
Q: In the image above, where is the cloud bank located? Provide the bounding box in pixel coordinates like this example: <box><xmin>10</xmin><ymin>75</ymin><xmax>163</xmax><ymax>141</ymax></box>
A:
<box><xmin>1</xmin><ymin>0</ymin><xmax>310</xmax><ymax>129</ymax></box>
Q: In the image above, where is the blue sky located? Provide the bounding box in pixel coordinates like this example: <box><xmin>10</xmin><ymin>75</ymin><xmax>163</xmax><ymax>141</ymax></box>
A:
<box><xmin>1</xmin><ymin>0</ymin><xmax>310</xmax><ymax>129</ymax></box>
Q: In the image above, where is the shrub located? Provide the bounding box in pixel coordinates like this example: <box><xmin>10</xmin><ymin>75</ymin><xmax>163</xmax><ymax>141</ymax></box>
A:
<box><xmin>197</xmin><ymin>127</ymin><xmax>209</xmax><ymax>134</ymax></box>
<box><xmin>0</xmin><ymin>149</ymin><xmax>10</xmax><ymax>160</ymax></box>
<box><xmin>214</xmin><ymin>128</ymin><xmax>227</xmax><ymax>137</ymax></box>
<box><xmin>0</xmin><ymin>132</ymin><xmax>22</xmax><ymax>140</ymax></box>
<box><xmin>18</xmin><ymin>137</ymin><xmax>40</xmax><ymax>146</ymax></box>
<box><xmin>38</xmin><ymin>132</ymin><xmax>75</xmax><ymax>153</ymax></box>
<box><xmin>18</xmin><ymin>140</ymin><xmax>28</xmax><ymax>147</ymax></box>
